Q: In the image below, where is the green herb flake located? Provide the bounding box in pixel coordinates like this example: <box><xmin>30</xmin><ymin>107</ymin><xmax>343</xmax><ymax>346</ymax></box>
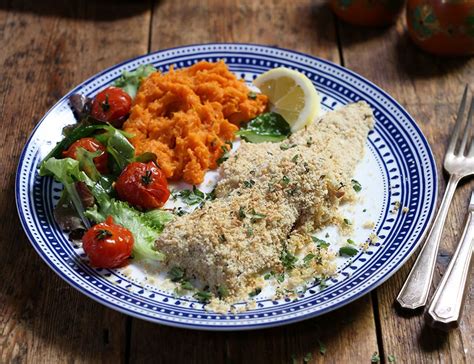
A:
<box><xmin>175</xmin><ymin>186</ymin><xmax>212</xmax><ymax>207</ymax></box>
<box><xmin>371</xmin><ymin>352</ymin><xmax>380</xmax><ymax>363</ymax></box>
<box><xmin>249</xmin><ymin>287</ymin><xmax>262</xmax><ymax>297</ymax></box>
<box><xmin>280</xmin><ymin>143</ymin><xmax>297</xmax><ymax>150</ymax></box>
<box><xmin>180</xmin><ymin>280</ymin><xmax>193</xmax><ymax>291</ymax></box>
<box><xmin>218</xmin><ymin>234</ymin><xmax>227</xmax><ymax>243</ymax></box>
<box><xmin>306</xmin><ymin>136</ymin><xmax>313</xmax><ymax>147</ymax></box>
<box><xmin>363</xmin><ymin>208</ymin><xmax>367</xmax><ymax>212</ymax></box>
<box><xmin>217</xmin><ymin>285</ymin><xmax>229</xmax><ymax>299</ymax></box>
<box><xmin>248</xmin><ymin>91</ymin><xmax>257</xmax><ymax>100</ymax></box>
<box><xmin>280</xmin><ymin>249</ymin><xmax>298</xmax><ymax>270</ymax></box>
<box><xmin>243</xmin><ymin>179</ymin><xmax>255</xmax><ymax>188</ymax></box>
<box><xmin>347</xmin><ymin>238</ymin><xmax>356</xmax><ymax>245</ymax></box>
<box><xmin>194</xmin><ymin>290</ymin><xmax>212</xmax><ymax>303</ymax></box>
<box><xmin>217</xmin><ymin>143</ymin><xmax>232</xmax><ymax>165</ymax></box>
<box><xmin>281</xmin><ymin>175</ymin><xmax>290</xmax><ymax>185</ymax></box>
<box><xmin>303</xmin><ymin>253</ymin><xmax>316</xmax><ymax>264</ymax></box>
<box><xmin>318</xmin><ymin>339</ymin><xmax>326</xmax><ymax>355</ymax></box>
<box><xmin>388</xmin><ymin>354</ymin><xmax>396</xmax><ymax>363</ymax></box>
<box><xmin>339</xmin><ymin>246</ymin><xmax>358</xmax><ymax>257</ymax></box>
<box><xmin>276</xmin><ymin>273</ymin><xmax>285</xmax><ymax>283</ymax></box>
<box><xmin>264</xmin><ymin>272</ymin><xmax>273</xmax><ymax>280</ymax></box>
<box><xmin>168</xmin><ymin>266</ymin><xmax>185</xmax><ymax>282</ymax></box>
<box><xmin>351</xmin><ymin>179</ymin><xmax>362</xmax><ymax>192</ymax></box>
<box><xmin>249</xmin><ymin>209</ymin><xmax>266</xmax><ymax>223</ymax></box>
<box><xmin>246</xmin><ymin>225</ymin><xmax>254</xmax><ymax>237</ymax></box>
<box><xmin>291</xmin><ymin>154</ymin><xmax>300</xmax><ymax>163</ymax></box>
<box><xmin>312</xmin><ymin>236</ymin><xmax>330</xmax><ymax>249</ymax></box>
<box><xmin>303</xmin><ymin>352</ymin><xmax>312</xmax><ymax>363</ymax></box>
<box><xmin>238</xmin><ymin>206</ymin><xmax>246</xmax><ymax>220</ymax></box>
<box><xmin>343</xmin><ymin>218</ymin><xmax>352</xmax><ymax>225</ymax></box>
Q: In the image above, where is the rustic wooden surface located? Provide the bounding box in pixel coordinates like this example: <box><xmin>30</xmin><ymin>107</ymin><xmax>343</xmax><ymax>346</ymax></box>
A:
<box><xmin>0</xmin><ymin>0</ymin><xmax>472</xmax><ymax>363</ymax></box>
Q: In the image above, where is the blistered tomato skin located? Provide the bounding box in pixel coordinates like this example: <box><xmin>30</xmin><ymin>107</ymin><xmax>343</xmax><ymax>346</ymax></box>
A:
<box><xmin>62</xmin><ymin>137</ymin><xmax>109</xmax><ymax>173</ymax></box>
<box><xmin>91</xmin><ymin>86</ymin><xmax>132</xmax><ymax>125</ymax></box>
<box><xmin>115</xmin><ymin>161</ymin><xmax>170</xmax><ymax>210</ymax></box>
<box><xmin>82</xmin><ymin>216</ymin><xmax>134</xmax><ymax>268</ymax></box>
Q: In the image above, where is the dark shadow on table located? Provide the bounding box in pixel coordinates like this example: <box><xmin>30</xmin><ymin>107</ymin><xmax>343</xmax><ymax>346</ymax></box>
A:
<box><xmin>394</xmin><ymin>32</ymin><xmax>471</xmax><ymax>79</ymax></box>
<box><xmin>0</xmin><ymin>0</ymin><xmax>151</xmax><ymax>21</ymax></box>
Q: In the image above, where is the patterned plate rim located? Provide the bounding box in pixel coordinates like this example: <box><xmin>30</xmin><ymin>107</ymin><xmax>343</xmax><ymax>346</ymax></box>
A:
<box><xmin>15</xmin><ymin>43</ymin><xmax>438</xmax><ymax>331</ymax></box>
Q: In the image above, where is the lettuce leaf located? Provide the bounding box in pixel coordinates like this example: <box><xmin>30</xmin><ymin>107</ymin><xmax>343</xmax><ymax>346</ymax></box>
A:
<box><xmin>85</xmin><ymin>200</ymin><xmax>172</xmax><ymax>261</ymax></box>
<box><xmin>113</xmin><ymin>64</ymin><xmax>157</xmax><ymax>99</ymax></box>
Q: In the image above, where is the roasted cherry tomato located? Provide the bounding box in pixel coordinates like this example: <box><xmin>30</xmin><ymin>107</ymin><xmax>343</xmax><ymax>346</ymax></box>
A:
<box><xmin>63</xmin><ymin>137</ymin><xmax>108</xmax><ymax>174</ymax></box>
<box><xmin>115</xmin><ymin>161</ymin><xmax>170</xmax><ymax>210</ymax></box>
<box><xmin>82</xmin><ymin>216</ymin><xmax>134</xmax><ymax>268</ymax></box>
<box><xmin>90</xmin><ymin>86</ymin><xmax>132</xmax><ymax>126</ymax></box>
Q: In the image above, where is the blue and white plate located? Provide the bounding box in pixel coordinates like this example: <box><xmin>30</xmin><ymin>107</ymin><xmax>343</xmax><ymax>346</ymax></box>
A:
<box><xmin>15</xmin><ymin>44</ymin><xmax>437</xmax><ymax>330</ymax></box>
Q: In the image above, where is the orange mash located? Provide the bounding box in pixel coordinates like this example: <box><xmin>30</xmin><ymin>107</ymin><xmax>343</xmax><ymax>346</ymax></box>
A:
<box><xmin>123</xmin><ymin>61</ymin><xmax>268</xmax><ymax>185</ymax></box>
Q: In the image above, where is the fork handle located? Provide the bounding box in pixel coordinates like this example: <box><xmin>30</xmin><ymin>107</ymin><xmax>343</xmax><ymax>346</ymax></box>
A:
<box><xmin>426</xmin><ymin>210</ymin><xmax>474</xmax><ymax>330</ymax></box>
<box><xmin>397</xmin><ymin>174</ymin><xmax>461</xmax><ymax>309</ymax></box>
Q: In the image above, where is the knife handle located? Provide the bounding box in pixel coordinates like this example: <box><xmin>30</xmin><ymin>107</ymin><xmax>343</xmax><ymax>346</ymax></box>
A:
<box><xmin>426</xmin><ymin>210</ymin><xmax>474</xmax><ymax>330</ymax></box>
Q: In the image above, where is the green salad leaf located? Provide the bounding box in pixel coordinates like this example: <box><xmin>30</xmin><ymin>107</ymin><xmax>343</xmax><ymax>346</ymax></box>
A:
<box><xmin>236</xmin><ymin>112</ymin><xmax>291</xmax><ymax>143</ymax></box>
<box><xmin>113</xmin><ymin>64</ymin><xmax>157</xmax><ymax>98</ymax></box>
<box><xmin>85</xmin><ymin>199</ymin><xmax>172</xmax><ymax>261</ymax></box>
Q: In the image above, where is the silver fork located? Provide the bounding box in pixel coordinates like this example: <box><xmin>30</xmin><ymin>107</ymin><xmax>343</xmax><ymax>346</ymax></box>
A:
<box><xmin>397</xmin><ymin>85</ymin><xmax>474</xmax><ymax>309</ymax></box>
<box><xmin>426</xmin><ymin>191</ymin><xmax>474</xmax><ymax>330</ymax></box>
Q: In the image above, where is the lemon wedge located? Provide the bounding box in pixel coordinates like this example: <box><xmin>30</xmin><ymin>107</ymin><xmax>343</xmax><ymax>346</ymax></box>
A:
<box><xmin>253</xmin><ymin>67</ymin><xmax>321</xmax><ymax>132</ymax></box>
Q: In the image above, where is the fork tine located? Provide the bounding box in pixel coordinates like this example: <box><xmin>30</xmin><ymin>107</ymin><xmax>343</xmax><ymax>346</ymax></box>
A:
<box><xmin>460</xmin><ymin>96</ymin><xmax>474</xmax><ymax>155</ymax></box>
<box><xmin>447</xmin><ymin>85</ymin><xmax>469</xmax><ymax>155</ymax></box>
<box><xmin>465</xmin><ymin>97</ymin><xmax>474</xmax><ymax>156</ymax></box>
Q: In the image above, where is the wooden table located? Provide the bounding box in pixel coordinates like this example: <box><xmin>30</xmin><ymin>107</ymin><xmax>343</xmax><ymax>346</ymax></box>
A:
<box><xmin>1</xmin><ymin>1</ymin><xmax>473</xmax><ymax>362</ymax></box>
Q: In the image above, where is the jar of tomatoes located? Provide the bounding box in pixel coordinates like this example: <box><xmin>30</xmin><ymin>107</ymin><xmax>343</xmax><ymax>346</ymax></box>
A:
<box><xmin>406</xmin><ymin>0</ymin><xmax>474</xmax><ymax>55</ymax></box>
<box><xmin>329</xmin><ymin>0</ymin><xmax>405</xmax><ymax>27</ymax></box>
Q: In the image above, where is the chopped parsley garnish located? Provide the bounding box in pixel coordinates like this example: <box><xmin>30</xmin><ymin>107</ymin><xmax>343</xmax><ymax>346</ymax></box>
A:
<box><xmin>264</xmin><ymin>271</ymin><xmax>274</xmax><ymax>280</ymax></box>
<box><xmin>280</xmin><ymin>143</ymin><xmax>297</xmax><ymax>150</ymax></box>
<box><xmin>303</xmin><ymin>253</ymin><xmax>316</xmax><ymax>265</ymax></box>
<box><xmin>180</xmin><ymin>280</ymin><xmax>193</xmax><ymax>291</ymax></box>
<box><xmin>312</xmin><ymin>236</ymin><xmax>330</xmax><ymax>249</ymax></box>
<box><xmin>246</xmin><ymin>225</ymin><xmax>254</xmax><ymax>237</ymax></box>
<box><xmin>243</xmin><ymin>179</ymin><xmax>255</xmax><ymax>188</ymax></box>
<box><xmin>249</xmin><ymin>287</ymin><xmax>262</xmax><ymax>297</ymax></box>
<box><xmin>303</xmin><ymin>353</ymin><xmax>312</xmax><ymax>363</ymax></box>
<box><xmin>388</xmin><ymin>354</ymin><xmax>396</xmax><ymax>363</ymax></box>
<box><xmin>351</xmin><ymin>179</ymin><xmax>362</xmax><ymax>192</ymax></box>
<box><xmin>303</xmin><ymin>162</ymin><xmax>310</xmax><ymax>173</ymax></box>
<box><xmin>168</xmin><ymin>266</ymin><xmax>185</xmax><ymax>282</ymax></box>
<box><xmin>276</xmin><ymin>273</ymin><xmax>285</xmax><ymax>283</ymax></box>
<box><xmin>281</xmin><ymin>175</ymin><xmax>290</xmax><ymax>185</ymax></box>
<box><xmin>238</xmin><ymin>206</ymin><xmax>246</xmax><ymax>220</ymax></box>
<box><xmin>280</xmin><ymin>249</ymin><xmax>297</xmax><ymax>270</ymax></box>
<box><xmin>217</xmin><ymin>285</ymin><xmax>229</xmax><ymax>299</ymax></box>
<box><xmin>339</xmin><ymin>246</ymin><xmax>358</xmax><ymax>257</ymax></box>
<box><xmin>194</xmin><ymin>289</ymin><xmax>212</xmax><ymax>303</ymax></box>
<box><xmin>217</xmin><ymin>142</ymin><xmax>232</xmax><ymax>165</ymax></box>
<box><xmin>306</xmin><ymin>136</ymin><xmax>313</xmax><ymax>147</ymax></box>
<box><xmin>248</xmin><ymin>91</ymin><xmax>257</xmax><ymax>100</ymax></box>
<box><xmin>371</xmin><ymin>352</ymin><xmax>380</xmax><ymax>363</ymax></box>
<box><xmin>347</xmin><ymin>238</ymin><xmax>356</xmax><ymax>245</ymax></box>
<box><xmin>343</xmin><ymin>218</ymin><xmax>352</xmax><ymax>225</ymax></box>
<box><xmin>363</xmin><ymin>208</ymin><xmax>367</xmax><ymax>212</ymax></box>
<box><xmin>173</xmin><ymin>207</ymin><xmax>187</xmax><ymax>216</ymax></box>
<box><xmin>174</xmin><ymin>186</ymin><xmax>212</xmax><ymax>207</ymax></box>
<box><xmin>291</xmin><ymin>154</ymin><xmax>300</xmax><ymax>163</ymax></box>
<box><xmin>248</xmin><ymin>209</ymin><xmax>266</xmax><ymax>223</ymax></box>
<box><xmin>318</xmin><ymin>339</ymin><xmax>326</xmax><ymax>355</ymax></box>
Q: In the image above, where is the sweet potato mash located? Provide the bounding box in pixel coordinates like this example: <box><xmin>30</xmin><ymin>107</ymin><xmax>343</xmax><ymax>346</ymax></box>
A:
<box><xmin>123</xmin><ymin>61</ymin><xmax>268</xmax><ymax>185</ymax></box>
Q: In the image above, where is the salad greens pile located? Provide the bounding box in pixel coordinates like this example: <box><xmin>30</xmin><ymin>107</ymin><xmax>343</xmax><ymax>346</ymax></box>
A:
<box><xmin>40</xmin><ymin>64</ymin><xmax>173</xmax><ymax>261</ymax></box>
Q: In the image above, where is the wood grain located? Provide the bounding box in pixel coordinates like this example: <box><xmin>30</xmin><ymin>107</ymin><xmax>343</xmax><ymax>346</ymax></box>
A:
<box><xmin>129</xmin><ymin>1</ymin><xmax>379</xmax><ymax>363</ymax></box>
<box><xmin>0</xmin><ymin>1</ymin><xmax>151</xmax><ymax>362</ymax></box>
<box><xmin>338</xmin><ymin>15</ymin><xmax>474</xmax><ymax>364</ymax></box>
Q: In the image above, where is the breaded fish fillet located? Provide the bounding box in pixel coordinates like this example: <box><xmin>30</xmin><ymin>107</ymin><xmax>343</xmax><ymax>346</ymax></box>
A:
<box><xmin>155</xmin><ymin>102</ymin><xmax>374</xmax><ymax>298</ymax></box>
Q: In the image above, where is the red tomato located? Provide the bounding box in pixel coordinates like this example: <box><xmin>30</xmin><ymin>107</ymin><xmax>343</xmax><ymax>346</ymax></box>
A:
<box><xmin>115</xmin><ymin>161</ymin><xmax>170</xmax><ymax>210</ymax></box>
<box><xmin>329</xmin><ymin>0</ymin><xmax>404</xmax><ymax>27</ymax></box>
<box><xmin>63</xmin><ymin>137</ymin><xmax>108</xmax><ymax>174</ymax></box>
<box><xmin>90</xmin><ymin>86</ymin><xmax>132</xmax><ymax>125</ymax></box>
<box><xmin>82</xmin><ymin>216</ymin><xmax>134</xmax><ymax>268</ymax></box>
